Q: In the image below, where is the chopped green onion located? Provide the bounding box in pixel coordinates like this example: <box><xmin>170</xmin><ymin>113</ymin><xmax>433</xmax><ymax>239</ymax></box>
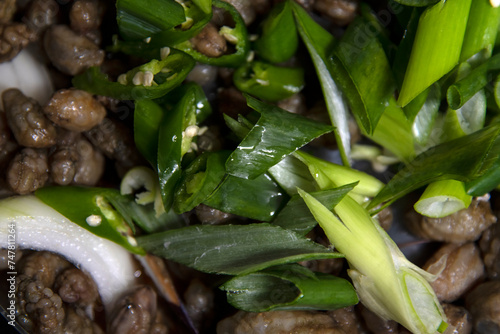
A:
<box><xmin>398</xmin><ymin>0</ymin><xmax>472</xmax><ymax>107</ymax></box>
<box><xmin>298</xmin><ymin>189</ymin><xmax>447</xmax><ymax>334</ymax></box>
<box><xmin>460</xmin><ymin>0</ymin><xmax>500</xmax><ymax>62</ymax></box>
<box><xmin>414</xmin><ymin>179</ymin><xmax>472</xmax><ymax>218</ymax></box>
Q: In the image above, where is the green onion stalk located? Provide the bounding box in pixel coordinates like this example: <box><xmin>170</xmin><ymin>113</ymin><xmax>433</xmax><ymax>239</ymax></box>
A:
<box><xmin>299</xmin><ymin>190</ymin><xmax>448</xmax><ymax>334</ymax></box>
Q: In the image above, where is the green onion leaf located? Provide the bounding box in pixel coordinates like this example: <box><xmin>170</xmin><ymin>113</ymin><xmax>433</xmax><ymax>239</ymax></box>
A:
<box><xmin>273</xmin><ymin>183</ymin><xmax>357</xmax><ymax>235</ymax></box>
<box><xmin>203</xmin><ymin>172</ymin><xmax>286</xmax><ymax>222</ymax></box>
<box><xmin>298</xmin><ymin>189</ymin><xmax>447</xmax><ymax>334</ymax></box>
<box><xmin>397</xmin><ymin>0</ymin><xmax>472</xmax><ymax>107</ymax></box>
<box><xmin>268</xmin><ymin>154</ymin><xmax>317</xmax><ymax>195</ymax></box>
<box><xmin>35</xmin><ymin>186</ymin><xmax>145</xmax><ymax>255</ymax></box>
<box><xmin>331</xmin><ymin>16</ymin><xmax>396</xmax><ymax>134</ymax></box>
<box><xmin>137</xmin><ymin>224</ymin><xmax>343</xmax><ymax>275</ymax></box>
<box><xmin>460</xmin><ymin>0</ymin><xmax>500</xmax><ymax>62</ymax></box>
<box><xmin>366</xmin><ymin>98</ymin><xmax>416</xmax><ymax>162</ymax></box>
<box><xmin>368</xmin><ymin>123</ymin><xmax>500</xmax><ymax>212</ymax></box>
<box><xmin>291</xmin><ymin>0</ymin><xmax>351</xmax><ymax>165</ymax></box>
<box><xmin>447</xmin><ymin>53</ymin><xmax>500</xmax><ymax>110</ymax></box>
<box><xmin>412</xmin><ymin>83</ymin><xmax>441</xmax><ymax>146</ymax></box>
<box><xmin>294</xmin><ymin>150</ymin><xmax>384</xmax><ymax>198</ymax></box>
<box><xmin>225</xmin><ymin>95</ymin><xmax>333</xmax><ymax>179</ymax></box>
<box><xmin>221</xmin><ymin>264</ymin><xmax>358</xmax><ymax>312</ymax></box>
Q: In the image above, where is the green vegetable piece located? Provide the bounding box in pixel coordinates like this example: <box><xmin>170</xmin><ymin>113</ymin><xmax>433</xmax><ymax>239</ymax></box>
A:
<box><xmin>366</xmin><ymin>98</ymin><xmax>416</xmax><ymax>163</ymax></box>
<box><xmin>447</xmin><ymin>53</ymin><xmax>500</xmax><ymax>110</ymax></box>
<box><xmin>268</xmin><ymin>154</ymin><xmax>317</xmax><ymax>196</ymax></box>
<box><xmin>294</xmin><ymin>151</ymin><xmax>384</xmax><ymax>199</ymax></box>
<box><xmin>157</xmin><ymin>86</ymin><xmax>199</xmax><ymax>211</ymax></box>
<box><xmin>156</xmin><ymin>82</ymin><xmax>212</xmax><ymax>123</ymax></box>
<box><xmin>273</xmin><ymin>183</ymin><xmax>357</xmax><ymax>235</ymax></box>
<box><xmin>116</xmin><ymin>0</ymin><xmax>185</xmax><ymax>41</ymax></box>
<box><xmin>298</xmin><ymin>190</ymin><xmax>447</xmax><ymax>334</ymax></box>
<box><xmin>35</xmin><ymin>186</ymin><xmax>145</xmax><ymax>255</ymax></box>
<box><xmin>465</xmin><ymin>156</ymin><xmax>500</xmax><ymax>196</ymax></box>
<box><xmin>175</xmin><ymin>0</ymin><xmax>249</xmax><ymax>67</ymax></box>
<box><xmin>412</xmin><ymin>83</ymin><xmax>441</xmax><ymax>146</ymax></box>
<box><xmin>460</xmin><ymin>0</ymin><xmax>500</xmax><ymax>62</ymax></box>
<box><xmin>225</xmin><ymin>95</ymin><xmax>333</xmax><ymax>180</ymax></box>
<box><xmin>134</xmin><ymin>99</ymin><xmax>164</xmax><ymax>166</ymax></box>
<box><xmin>368</xmin><ymin>123</ymin><xmax>500</xmax><ymax>212</ymax></box>
<box><xmin>398</xmin><ymin>0</ymin><xmax>472</xmax><ymax>107</ymax></box>
<box><xmin>137</xmin><ymin>224</ymin><xmax>343</xmax><ymax>275</ymax></box>
<box><xmin>173</xmin><ymin>151</ymin><xmax>228</xmax><ymax>214</ymax></box>
<box><xmin>233</xmin><ymin>61</ymin><xmax>305</xmax><ymax>102</ymax></box>
<box><xmin>203</xmin><ymin>172</ymin><xmax>286</xmax><ymax>222</ymax></box>
<box><xmin>255</xmin><ymin>1</ymin><xmax>298</xmax><ymax>63</ymax></box>
<box><xmin>192</xmin><ymin>0</ymin><xmax>212</xmax><ymax>14</ymax></box>
<box><xmin>111</xmin><ymin>3</ymin><xmax>212</xmax><ymax>58</ymax></box>
<box><xmin>414</xmin><ymin>179</ymin><xmax>472</xmax><ymax>218</ymax></box>
<box><xmin>331</xmin><ymin>15</ymin><xmax>396</xmax><ymax>134</ymax></box>
<box><xmin>291</xmin><ymin>0</ymin><xmax>351</xmax><ymax>165</ymax></box>
<box><xmin>221</xmin><ymin>264</ymin><xmax>358</xmax><ymax>312</ymax></box>
<box><xmin>72</xmin><ymin>50</ymin><xmax>195</xmax><ymax>100</ymax></box>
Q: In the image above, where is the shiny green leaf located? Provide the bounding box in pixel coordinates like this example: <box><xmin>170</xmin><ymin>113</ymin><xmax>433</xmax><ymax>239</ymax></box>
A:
<box><xmin>203</xmin><ymin>172</ymin><xmax>286</xmax><ymax>222</ymax></box>
<box><xmin>137</xmin><ymin>224</ymin><xmax>343</xmax><ymax>275</ymax></box>
<box><xmin>225</xmin><ymin>95</ymin><xmax>333</xmax><ymax>179</ymax></box>
<box><xmin>221</xmin><ymin>264</ymin><xmax>358</xmax><ymax>312</ymax></box>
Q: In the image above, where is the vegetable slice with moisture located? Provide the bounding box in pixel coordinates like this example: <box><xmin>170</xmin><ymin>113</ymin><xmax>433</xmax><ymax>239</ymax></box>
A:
<box><xmin>225</xmin><ymin>95</ymin><xmax>333</xmax><ymax>179</ymax></box>
<box><xmin>397</xmin><ymin>0</ymin><xmax>472</xmax><ymax>107</ymax></box>
<box><xmin>137</xmin><ymin>223</ymin><xmax>343</xmax><ymax>275</ymax></box>
<box><xmin>220</xmin><ymin>264</ymin><xmax>358</xmax><ymax>312</ymax></box>
<box><xmin>298</xmin><ymin>189</ymin><xmax>447</xmax><ymax>334</ymax></box>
